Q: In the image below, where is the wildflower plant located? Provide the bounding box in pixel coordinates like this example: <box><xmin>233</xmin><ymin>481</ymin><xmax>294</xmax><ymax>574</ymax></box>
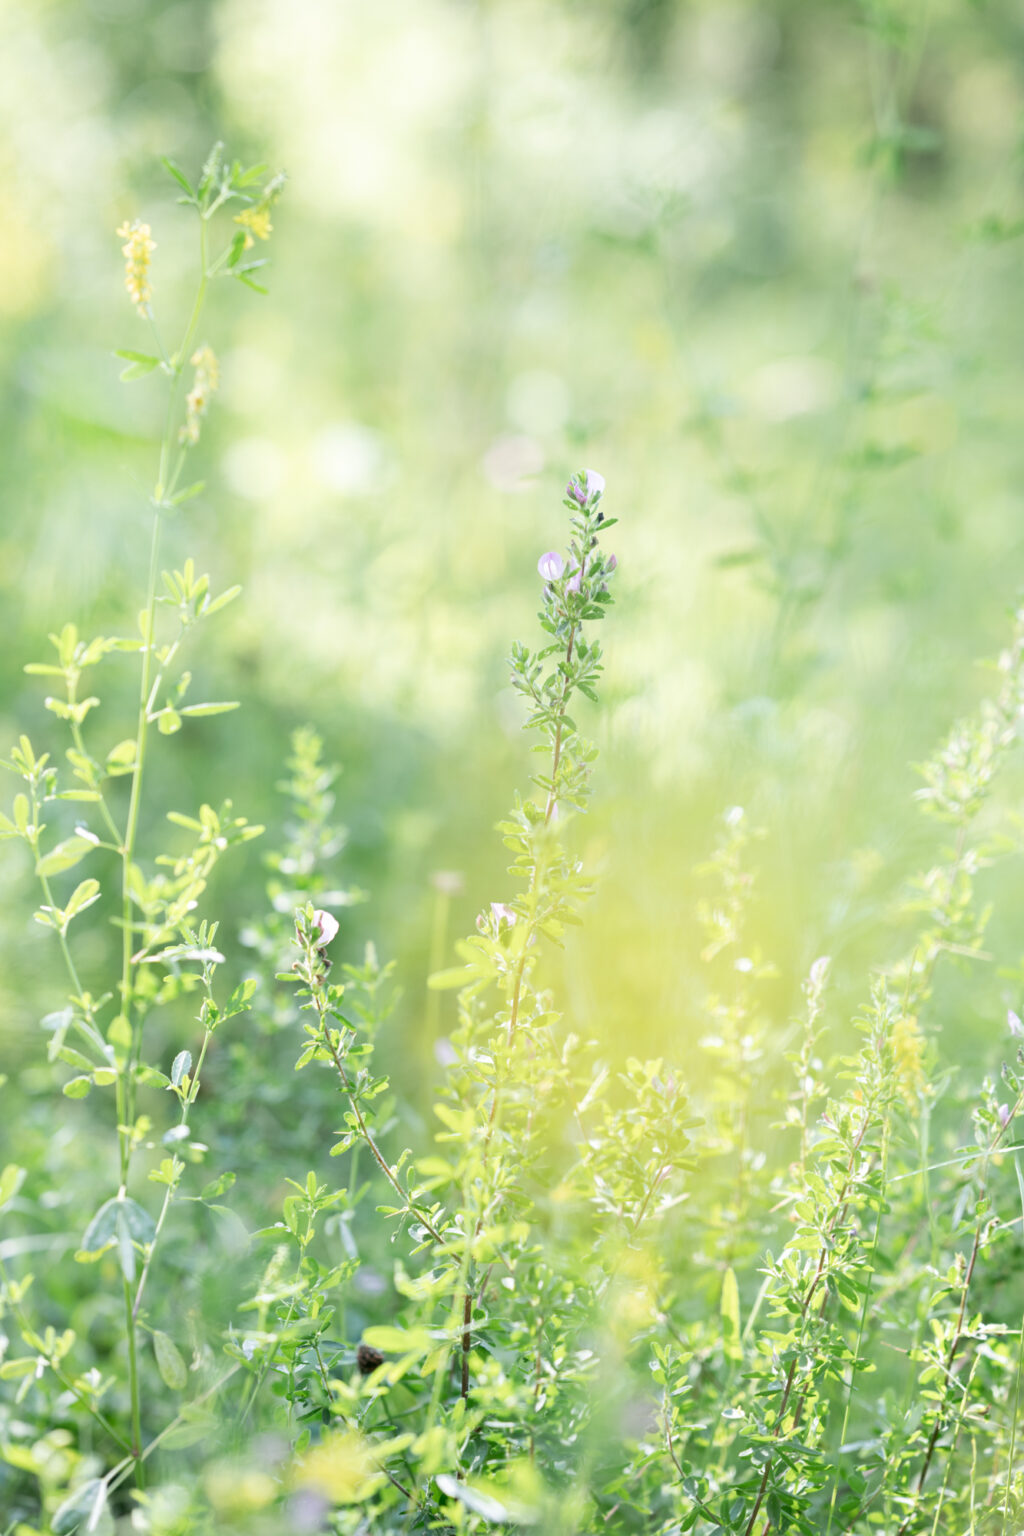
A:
<box><xmin>0</xmin><ymin>143</ymin><xmax>283</xmax><ymax>1528</ymax></box>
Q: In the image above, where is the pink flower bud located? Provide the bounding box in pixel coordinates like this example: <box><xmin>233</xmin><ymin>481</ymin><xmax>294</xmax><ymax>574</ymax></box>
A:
<box><xmin>538</xmin><ymin>551</ymin><xmax>564</xmax><ymax>581</ymax></box>
<box><xmin>490</xmin><ymin>902</ymin><xmax>516</xmax><ymax>926</ymax></box>
<box><xmin>566</xmin><ymin>567</ymin><xmax>582</xmax><ymax>594</ymax></box>
<box><xmin>566</xmin><ymin>468</ymin><xmax>606</xmax><ymax>506</ymax></box>
<box><xmin>313</xmin><ymin>909</ymin><xmax>339</xmax><ymax>947</ymax></box>
<box><xmin>606</xmin><ymin>553</ymin><xmax>617</xmax><ymax>572</ymax></box>
<box><xmin>998</xmin><ymin>1102</ymin><xmax>1012</xmax><ymax>1128</ymax></box>
<box><xmin>1009</xmin><ymin>1009</ymin><xmax>1023</xmax><ymax>1038</ymax></box>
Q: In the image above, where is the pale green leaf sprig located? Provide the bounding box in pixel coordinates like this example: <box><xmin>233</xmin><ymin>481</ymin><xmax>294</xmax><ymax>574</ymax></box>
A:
<box><xmin>239</xmin><ymin>728</ymin><xmax>367</xmax><ymax>1013</ymax></box>
<box><xmin>914</xmin><ymin>599</ymin><xmax>1024</xmax><ymax>825</ymax></box>
<box><xmin>285</xmin><ymin>904</ymin><xmax>450</xmax><ymax>1254</ymax></box>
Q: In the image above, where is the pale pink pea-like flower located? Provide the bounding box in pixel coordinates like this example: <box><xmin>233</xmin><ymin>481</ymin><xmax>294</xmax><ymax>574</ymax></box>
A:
<box><xmin>538</xmin><ymin>551</ymin><xmax>564</xmax><ymax>581</ymax></box>
<box><xmin>566</xmin><ymin>568</ymin><xmax>582</xmax><ymax>594</ymax></box>
<box><xmin>490</xmin><ymin>902</ymin><xmax>516</xmax><ymax>926</ymax></box>
<box><xmin>1009</xmin><ymin>1009</ymin><xmax>1023</xmax><ymax>1038</ymax></box>
<box><xmin>313</xmin><ymin>909</ymin><xmax>339</xmax><ymax>946</ymax></box>
<box><xmin>998</xmin><ymin>1102</ymin><xmax>1012</xmax><ymax>1129</ymax></box>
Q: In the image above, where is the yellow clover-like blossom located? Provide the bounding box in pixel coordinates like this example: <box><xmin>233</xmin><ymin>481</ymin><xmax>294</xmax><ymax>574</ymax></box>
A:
<box><xmin>116</xmin><ymin>219</ymin><xmax>156</xmax><ymax>314</ymax></box>
<box><xmin>234</xmin><ymin>204</ymin><xmax>273</xmax><ymax>250</ymax></box>
<box><xmin>179</xmin><ymin>346</ymin><xmax>220</xmax><ymax>446</ymax></box>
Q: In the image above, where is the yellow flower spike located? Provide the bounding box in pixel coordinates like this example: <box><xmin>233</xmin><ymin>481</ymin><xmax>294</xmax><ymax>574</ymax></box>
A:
<box><xmin>892</xmin><ymin>1013</ymin><xmax>926</xmax><ymax>1108</ymax></box>
<box><xmin>179</xmin><ymin>345</ymin><xmax>219</xmax><ymax>447</ymax></box>
<box><xmin>116</xmin><ymin>219</ymin><xmax>155</xmax><ymax>314</ymax></box>
<box><xmin>234</xmin><ymin>204</ymin><xmax>273</xmax><ymax>250</ymax></box>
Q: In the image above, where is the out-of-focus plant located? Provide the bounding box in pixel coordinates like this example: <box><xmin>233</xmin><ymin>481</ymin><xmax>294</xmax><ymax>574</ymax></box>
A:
<box><xmin>0</xmin><ymin>143</ymin><xmax>284</xmax><ymax>1528</ymax></box>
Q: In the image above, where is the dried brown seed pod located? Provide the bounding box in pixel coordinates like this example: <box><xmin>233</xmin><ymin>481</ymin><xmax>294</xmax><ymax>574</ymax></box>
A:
<box><xmin>356</xmin><ymin>1342</ymin><xmax>385</xmax><ymax>1374</ymax></box>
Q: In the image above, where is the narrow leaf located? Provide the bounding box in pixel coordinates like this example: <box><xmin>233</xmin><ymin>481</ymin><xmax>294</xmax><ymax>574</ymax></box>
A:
<box><xmin>179</xmin><ymin>702</ymin><xmax>240</xmax><ymax>717</ymax></box>
<box><xmin>161</xmin><ymin>157</ymin><xmax>195</xmax><ymax>196</ymax></box>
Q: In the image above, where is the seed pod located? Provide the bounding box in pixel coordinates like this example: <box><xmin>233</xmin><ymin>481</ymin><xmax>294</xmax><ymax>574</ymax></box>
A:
<box><xmin>356</xmin><ymin>1342</ymin><xmax>385</xmax><ymax>1375</ymax></box>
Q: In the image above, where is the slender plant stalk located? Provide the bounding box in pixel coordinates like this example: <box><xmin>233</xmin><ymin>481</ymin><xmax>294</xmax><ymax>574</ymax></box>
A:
<box><xmin>115</xmin><ymin>211</ymin><xmax>211</xmax><ymax>1475</ymax></box>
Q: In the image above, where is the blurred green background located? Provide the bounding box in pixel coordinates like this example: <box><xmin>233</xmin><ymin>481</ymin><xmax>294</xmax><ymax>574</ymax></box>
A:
<box><xmin>3</xmin><ymin>0</ymin><xmax>1024</xmax><ymax>1167</ymax></box>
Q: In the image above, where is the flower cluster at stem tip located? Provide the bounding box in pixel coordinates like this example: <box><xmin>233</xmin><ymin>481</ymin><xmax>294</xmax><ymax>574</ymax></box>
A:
<box><xmin>537</xmin><ymin>468</ymin><xmax>616</xmax><ymax>587</ymax></box>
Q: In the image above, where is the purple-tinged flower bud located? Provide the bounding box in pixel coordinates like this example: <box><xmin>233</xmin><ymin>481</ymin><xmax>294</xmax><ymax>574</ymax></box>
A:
<box><xmin>434</xmin><ymin>1036</ymin><xmax>458</xmax><ymax>1067</ymax></box>
<box><xmin>566</xmin><ymin>567</ymin><xmax>582</xmax><ymax>594</ymax></box>
<box><xmin>538</xmin><ymin>551</ymin><xmax>564</xmax><ymax>581</ymax></box>
<box><xmin>606</xmin><ymin>553</ymin><xmax>617</xmax><ymax>572</ymax></box>
<box><xmin>1009</xmin><ymin>1009</ymin><xmax>1023</xmax><ymax>1038</ymax></box>
<box><xmin>566</xmin><ymin>467</ymin><xmax>605</xmax><ymax>506</ymax></box>
<box><xmin>312</xmin><ymin>909</ymin><xmax>339</xmax><ymax>947</ymax></box>
<box><xmin>808</xmin><ymin>956</ymin><xmax>831</xmax><ymax>990</ymax></box>
<box><xmin>998</xmin><ymin>1102</ymin><xmax>1012</xmax><ymax>1128</ymax></box>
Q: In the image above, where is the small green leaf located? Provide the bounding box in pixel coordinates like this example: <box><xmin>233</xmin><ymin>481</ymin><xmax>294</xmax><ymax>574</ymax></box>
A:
<box><xmin>361</xmin><ymin>1325</ymin><xmax>432</xmax><ymax>1357</ymax></box>
<box><xmin>203</xmin><ymin>585</ymin><xmax>242</xmax><ymax>618</ymax></box>
<box><xmin>721</xmin><ymin>1266</ymin><xmax>742</xmax><ymax>1364</ymax></box>
<box><xmin>200</xmin><ymin>1170</ymin><xmax>236</xmax><ymax>1200</ymax></box>
<box><xmin>65</xmin><ymin>878</ymin><xmax>101</xmax><ymax>921</ymax></box>
<box><xmin>62</xmin><ymin>1076</ymin><xmax>92</xmax><ymax>1099</ymax></box>
<box><xmin>37</xmin><ymin>833</ymin><xmax>97</xmax><ymax>878</ymax></box>
<box><xmin>171</xmin><ymin>1049</ymin><xmax>192</xmax><ymax>1087</ymax></box>
<box><xmin>0</xmin><ymin>1164</ymin><xmax>26</xmax><ymax>1209</ymax></box>
<box><xmin>136</xmin><ymin>1065</ymin><xmax>171</xmax><ymax>1088</ymax></box>
<box><xmin>179</xmin><ymin>701</ymin><xmax>240</xmax><ymax>717</ymax></box>
<box><xmin>161</xmin><ymin>157</ymin><xmax>195</xmax><ymax>197</ymax></box>
<box><xmin>435</xmin><ymin>1474</ymin><xmax>510</xmax><ymax>1523</ymax></box>
<box><xmin>157</xmin><ymin>708</ymin><xmax>182</xmax><ymax>735</ymax></box>
<box><xmin>56</xmin><ymin>1047</ymin><xmax>96</xmax><ymax>1072</ymax></box>
<box><xmin>0</xmin><ymin>1357</ymin><xmax>39</xmax><ymax>1379</ymax></box>
<box><xmin>427</xmin><ymin>966</ymin><xmax>475</xmax><ymax>991</ymax></box>
<box><xmin>166</xmin><ymin>811</ymin><xmax>202</xmax><ymax>830</ymax></box>
<box><xmin>53</xmin><ymin>1479</ymin><xmax>113</xmax><ymax>1536</ymax></box>
<box><xmin>108</xmin><ymin>1014</ymin><xmax>132</xmax><ymax>1049</ymax></box>
<box><xmin>152</xmin><ymin>1329</ymin><xmax>188</xmax><ymax>1390</ymax></box>
<box><xmin>226</xmin><ymin>976</ymin><xmax>258</xmax><ymax>1016</ymax></box>
<box><xmin>106</xmin><ymin>739</ymin><xmax>137</xmax><ymax>775</ymax></box>
<box><xmin>168</xmin><ymin>481</ymin><xmax>205</xmax><ymax>507</ymax></box>
<box><xmin>81</xmin><ymin>1197</ymin><xmax>119</xmax><ymax>1253</ymax></box>
<box><xmin>116</xmin><ymin>352</ymin><xmax>161</xmax><ymax>382</ymax></box>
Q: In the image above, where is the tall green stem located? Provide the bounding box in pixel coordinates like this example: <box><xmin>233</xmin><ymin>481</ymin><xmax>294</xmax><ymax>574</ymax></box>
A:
<box><xmin>116</xmin><ymin>211</ymin><xmax>210</xmax><ymax>1478</ymax></box>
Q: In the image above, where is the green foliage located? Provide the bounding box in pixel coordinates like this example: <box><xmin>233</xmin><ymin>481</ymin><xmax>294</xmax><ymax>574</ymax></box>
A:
<box><xmin>6</xmin><ymin>23</ymin><xmax>1024</xmax><ymax>1526</ymax></box>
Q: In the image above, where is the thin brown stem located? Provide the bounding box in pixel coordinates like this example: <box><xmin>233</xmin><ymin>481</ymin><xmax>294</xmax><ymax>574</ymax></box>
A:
<box><xmin>460</xmin><ymin>1289</ymin><xmax>472</xmax><ymax>1399</ymax></box>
